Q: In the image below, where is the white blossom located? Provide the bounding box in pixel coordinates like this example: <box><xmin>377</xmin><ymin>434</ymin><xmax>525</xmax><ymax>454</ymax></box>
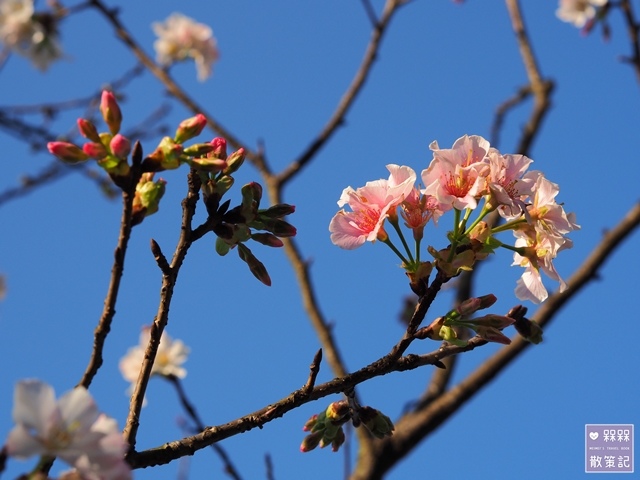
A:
<box><xmin>152</xmin><ymin>12</ymin><xmax>218</xmax><ymax>81</ymax></box>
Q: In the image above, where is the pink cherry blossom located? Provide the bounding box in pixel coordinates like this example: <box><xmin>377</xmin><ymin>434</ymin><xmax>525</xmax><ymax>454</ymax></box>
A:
<box><xmin>400</xmin><ymin>188</ymin><xmax>446</xmax><ymax>240</ymax></box>
<box><xmin>153</xmin><ymin>13</ymin><xmax>219</xmax><ymax>81</ymax></box>
<box><xmin>421</xmin><ymin>135</ymin><xmax>490</xmax><ymax>210</ymax></box>
<box><xmin>486</xmin><ymin>148</ymin><xmax>536</xmax><ymax>217</ymax></box>
<box><xmin>512</xmin><ymin>231</ymin><xmax>568</xmax><ymax>303</ymax></box>
<box><xmin>329</xmin><ymin>164</ymin><xmax>416</xmax><ymax>249</ymax></box>
<box><xmin>526</xmin><ymin>174</ymin><xmax>580</xmax><ymax>237</ymax></box>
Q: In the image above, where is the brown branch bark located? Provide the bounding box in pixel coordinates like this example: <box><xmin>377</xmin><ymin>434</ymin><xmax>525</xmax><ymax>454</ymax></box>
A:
<box><xmin>76</xmin><ymin>160</ymin><xmax>141</xmax><ymax>389</ymax></box>
<box><xmin>123</xmin><ymin>169</ymin><xmax>201</xmax><ymax>451</ymax></box>
<box><xmin>127</xmin><ymin>336</ymin><xmax>489</xmax><ymax>469</ymax></box>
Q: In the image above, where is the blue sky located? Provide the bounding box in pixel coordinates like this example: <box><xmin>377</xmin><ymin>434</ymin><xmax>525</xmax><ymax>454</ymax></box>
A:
<box><xmin>1</xmin><ymin>1</ymin><xmax>639</xmax><ymax>479</ymax></box>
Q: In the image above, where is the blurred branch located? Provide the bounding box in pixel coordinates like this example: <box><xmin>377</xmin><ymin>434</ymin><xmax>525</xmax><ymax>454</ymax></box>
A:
<box><xmin>618</xmin><ymin>0</ymin><xmax>640</xmax><ymax>83</ymax></box>
<box><xmin>275</xmin><ymin>0</ymin><xmax>405</xmax><ymax>188</ymax></box>
<box><xmin>166</xmin><ymin>375</ymin><xmax>243</xmax><ymax>480</ymax></box>
<box><xmin>504</xmin><ymin>0</ymin><xmax>554</xmax><ymax>157</ymax></box>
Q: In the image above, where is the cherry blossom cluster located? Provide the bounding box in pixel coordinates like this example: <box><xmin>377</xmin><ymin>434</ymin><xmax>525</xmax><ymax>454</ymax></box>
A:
<box><xmin>329</xmin><ymin>134</ymin><xmax>579</xmax><ymax>305</ymax></box>
<box><xmin>4</xmin><ymin>380</ymin><xmax>131</xmax><ymax>479</ymax></box>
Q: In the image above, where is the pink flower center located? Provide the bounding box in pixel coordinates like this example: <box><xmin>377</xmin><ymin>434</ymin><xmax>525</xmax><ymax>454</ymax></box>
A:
<box><xmin>444</xmin><ymin>170</ymin><xmax>474</xmax><ymax>198</ymax></box>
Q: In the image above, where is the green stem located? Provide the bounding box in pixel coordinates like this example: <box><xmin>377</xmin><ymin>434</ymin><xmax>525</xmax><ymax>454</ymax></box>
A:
<box><xmin>388</xmin><ymin>215</ymin><xmax>414</xmax><ymax>264</ymax></box>
<box><xmin>491</xmin><ymin>216</ymin><xmax>527</xmax><ymax>234</ymax></box>
<box><xmin>382</xmin><ymin>237</ymin><xmax>410</xmax><ymax>265</ymax></box>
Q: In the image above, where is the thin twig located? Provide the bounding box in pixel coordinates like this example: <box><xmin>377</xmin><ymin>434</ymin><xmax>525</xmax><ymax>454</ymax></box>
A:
<box><xmin>504</xmin><ymin>0</ymin><xmax>554</xmax><ymax>156</ymax></box>
<box><xmin>302</xmin><ymin>349</ymin><xmax>323</xmax><ymax>396</ymax></box>
<box><xmin>618</xmin><ymin>0</ymin><xmax>640</xmax><ymax>83</ymax></box>
<box><xmin>123</xmin><ymin>169</ymin><xmax>201</xmax><ymax>451</ymax></box>
<box><xmin>275</xmin><ymin>0</ymin><xmax>404</xmax><ymax>188</ymax></box>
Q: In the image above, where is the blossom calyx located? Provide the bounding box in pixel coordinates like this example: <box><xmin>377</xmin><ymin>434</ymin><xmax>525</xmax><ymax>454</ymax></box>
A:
<box><xmin>100</xmin><ymin>90</ymin><xmax>122</xmax><ymax>135</ymax></box>
<box><xmin>47</xmin><ymin>141</ymin><xmax>90</xmax><ymax>164</ymax></box>
<box><xmin>174</xmin><ymin>113</ymin><xmax>207</xmax><ymax>143</ymax></box>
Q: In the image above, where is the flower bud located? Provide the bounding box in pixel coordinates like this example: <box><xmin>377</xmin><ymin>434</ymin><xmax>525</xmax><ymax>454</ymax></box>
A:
<box><xmin>514</xmin><ymin>317</ymin><xmax>543</xmax><ymax>344</ymax></box>
<box><xmin>237</xmin><ymin>244</ymin><xmax>271</xmax><ymax>286</ymax></box>
<box><xmin>300</xmin><ymin>431</ymin><xmax>323</xmax><ymax>453</ymax></box>
<box><xmin>475</xmin><ymin>326</ymin><xmax>511</xmax><ymax>345</ymax></box>
<box><xmin>174</xmin><ymin>113</ymin><xmax>207</xmax><ymax>143</ymax></box>
<box><xmin>359</xmin><ymin>407</ymin><xmax>394</xmax><ymax>439</ymax></box>
<box><xmin>329</xmin><ymin>425</ymin><xmax>346</xmax><ymax>452</ymax></box>
<box><xmin>223</xmin><ymin>148</ymin><xmax>245</xmax><ymax>175</ymax></box>
<box><xmin>132</xmin><ymin>174</ymin><xmax>166</xmax><ymax>225</ymax></box>
<box><xmin>77</xmin><ymin>118</ymin><xmax>101</xmax><ymax>142</ymax></box>
<box><xmin>260</xmin><ymin>218</ymin><xmax>297</xmax><ymax>238</ymax></box>
<box><xmin>471</xmin><ymin>314</ymin><xmax>514</xmax><ymax>329</ymax></box>
<box><xmin>191</xmin><ymin>156</ymin><xmax>227</xmax><ymax>172</ymax></box>
<box><xmin>209</xmin><ymin>137</ymin><xmax>227</xmax><ymax>159</ymax></box>
<box><xmin>183</xmin><ymin>143</ymin><xmax>216</xmax><ymax>157</ymax></box>
<box><xmin>82</xmin><ymin>142</ymin><xmax>108</xmax><ymax>159</ymax></box>
<box><xmin>47</xmin><ymin>141</ymin><xmax>89</xmax><ymax>164</ymax></box>
<box><xmin>110</xmin><ymin>134</ymin><xmax>131</xmax><ymax>159</ymax></box>
<box><xmin>251</xmin><ymin>232</ymin><xmax>284</xmax><ymax>248</ymax></box>
<box><xmin>214</xmin><ymin>175</ymin><xmax>234</xmax><ymax>197</ymax></box>
<box><xmin>302</xmin><ymin>414</ymin><xmax>319</xmax><ymax>432</ymax></box>
<box><xmin>259</xmin><ymin>203</ymin><xmax>296</xmax><ymax>219</ymax></box>
<box><xmin>100</xmin><ymin>90</ymin><xmax>122</xmax><ymax>135</ymax></box>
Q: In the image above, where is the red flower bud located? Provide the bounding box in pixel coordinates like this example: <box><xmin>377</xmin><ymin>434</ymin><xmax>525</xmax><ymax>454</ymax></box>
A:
<box><xmin>100</xmin><ymin>90</ymin><xmax>122</xmax><ymax>135</ymax></box>
<box><xmin>47</xmin><ymin>141</ymin><xmax>89</xmax><ymax>164</ymax></box>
